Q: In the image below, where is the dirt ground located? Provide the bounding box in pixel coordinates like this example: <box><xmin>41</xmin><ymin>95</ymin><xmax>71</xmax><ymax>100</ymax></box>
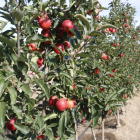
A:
<box><xmin>77</xmin><ymin>90</ymin><xmax>140</xmax><ymax>140</ymax></box>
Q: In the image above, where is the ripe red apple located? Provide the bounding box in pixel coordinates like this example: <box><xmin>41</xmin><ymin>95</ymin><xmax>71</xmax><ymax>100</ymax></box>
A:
<box><xmin>54</xmin><ymin>43</ymin><xmax>64</xmax><ymax>54</ymax></box>
<box><xmin>37</xmin><ymin>58</ymin><xmax>44</xmax><ymax>68</ymax></box>
<box><xmin>125</xmin><ymin>24</ymin><xmax>127</xmax><ymax>27</ymax></box>
<box><xmin>111</xmin><ymin>29</ymin><xmax>116</xmax><ymax>33</ymax></box>
<box><xmin>128</xmin><ymin>75</ymin><xmax>130</xmax><ymax>79</ymax></box>
<box><xmin>119</xmin><ymin>53</ymin><xmax>124</xmax><ymax>58</ymax></box>
<box><xmin>6</xmin><ymin>118</ymin><xmax>17</xmax><ymax>131</ymax></box>
<box><xmin>48</xmin><ymin>96</ymin><xmax>58</xmax><ymax>107</ymax></box>
<box><xmin>37</xmin><ymin>132</ymin><xmax>45</xmax><ymax>139</ymax></box>
<box><xmin>63</xmin><ymin>41</ymin><xmax>70</xmax><ymax>49</ymax></box>
<box><xmin>109</xmin><ymin>28</ymin><xmax>113</xmax><ymax>31</ymax></box>
<box><xmin>81</xmin><ymin>117</ymin><xmax>85</xmax><ymax>123</ymax></box>
<box><xmin>67</xmin><ymin>99</ymin><xmax>76</xmax><ymax>109</ymax></box>
<box><xmin>112</xmin><ymin>43</ymin><xmax>116</xmax><ymax>46</ymax></box>
<box><xmin>107</xmin><ymin>56</ymin><xmax>110</xmax><ymax>60</ymax></box>
<box><xmin>117</xmin><ymin>43</ymin><xmax>120</xmax><ymax>47</ymax></box>
<box><xmin>94</xmin><ymin>15</ymin><xmax>100</xmax><ymax>21</ymax></box>
<box><xmin>56</xmin><ymin>98</ymin><xmax>67</xmax><ymax>111</ymax></box>
<box><xmin>88</xmin><ymin>86</ymin><xmax>91</xmax><ymax>90</ymax></box>
<box><xmin>108</xmin><ymin>110</ymin><xmax>112</xmax><ymax>115</ymax></box>
<box><xmin>124</xmin><ymin>18</ymin><xmax>128</xmax><ymax>22</ymax></box>
<box><xmin>93</xmin><ymin>68</ymin><xmax>100</xmax><ymax>74</ymax></box>
<box><xmin>73</xmin><ymin>85</ymin><xmax>76</xmax><ymax>89</ymax></box>
<box><xmin>112</xmin><ymin>69</ymin><xmax>116</xmax><ymax>73</ymax></box>
<box><xmin>124</xmin><ymin>94</ymin><xmax>127</xmax><ymax>98</ymax></box>
<box><xmin>62</xmin><ymin>20</ymin><xmax>74</xmax><ymax>32</ymax></box>
<box><xmin>110</xmin><ymin>74</ymin><xmax>114</xmax><ymax>77</ymax></box>
<box><xmin>123</xmin><ymin>13</ymin><xmax>126</xmax><ymax>16</ymax></box>
<box><xmin>102</xmin><ymin>53</ymin><xmax>107</xmax><ymax>59</ymax></box>
<box><xmin>99</xmin><ymin>87</ymin><xmax>105</xmax><ymax>92</ymax></box>
<box><xmin>41</xmin><ymin>29</ymin><xmax>52</xmax><ymax>44</ymax></box>
<box><xmin>133</xmin><ymin>36</ymin><xmax>136</xmax><ymax>39</ymax></box>
<box><xmin>87</xmin><ymin>10</ymin><xmax>93</xmax><ymax>15</ymax></box>
<box><xmin>128</xmin><ymin>26</ymin><xmax>131</xmax><ymax>29</ymax></box>
<box><xmin>39</xmin><ymin>18</ymin><xmax>51</xmax><ymax>30</ymax></box>
<box><xmin>105</xmin><ymin>28</ymin><xmax>109</xmax><ymax>33</ymax></box>
<box><xmin>28</xmin><ymin>43</ymin><xmax>37</xmax><ymax>52</ymax></box>
<box><xmin>130</xmin><ymin>58</ymin><xmax>132</xmax><ymax>60</ymax></box>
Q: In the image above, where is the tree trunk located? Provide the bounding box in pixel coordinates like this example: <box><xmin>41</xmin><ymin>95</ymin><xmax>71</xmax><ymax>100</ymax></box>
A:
<box><xmin>102</xmin><ymin>116</ymin><xmax>104</xmax><ymax>140</ymax></box>
<box><xmin>91</xmin><ymin>128</ymin><xmax>96</xmax><ymax>140</ymax></box>
<box><xmin>116</xmin><ymin>109</ymin><xmax>121</xmax><ymax>128</ymax></box>
<box><xmin>75</xmin><ymin>122</ymin><xmax>78</xmax><ymax>140</ymax></box>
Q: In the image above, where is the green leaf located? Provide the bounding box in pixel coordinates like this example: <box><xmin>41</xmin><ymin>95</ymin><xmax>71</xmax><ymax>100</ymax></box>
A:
<box><xmin>6</xmin><ymin>134</ymin><xmax>16</xmax><ymax>140</ymax></box>
<box><xmin>89</xmin><ymin>31</ymin><xmax>106</xmax><ymax>37</ymax></box>
<box><xmin>69</xmin><ymin>37</ymin><xmax>75</xmax><ymax>49</ymax></box>
<box><xmin>91</xmin><ymin>106</ymin><xmax>100</xmax><ymax>129</ymax></box>
<box><xmin>76</xmin><ymin>52</ymin><xmax>91</xmax><ymax>57</ymax></box>
<box><xmin>118</xmin><ymin>88</ymin><xmax>125</xmax><ymax>94</ymax></box>
<box><xmin>14</xmin><ymin>124</ymin><xmax>30</xmax><ymax>135</ymax></box>
<box><xmin>26</xmin><ymin>10</ymin><xmax>39</xmax><ymax>16</ymax></box>
<box><xmin>17</xmin><ymin>61</ymin><xmax>28</xmax><ymax>76</ymax></box>
<box><xmin>28</xmin><ymin>98</ymin><xmax>35</xmax><ymax>111</ymax></box>
<box><xmin>30</xmin><ymin>61</ymin><xmax>38</xmax><ymax>73</ymax></box>
<box><xmin>0</xmin><ymin>102</ymin><xmax>6</xmax><ymax>129</ymax></box>
<box><xmin>0</xmin><ymin>20</ymin><xmax>8</xmax><ymax>31</ymax></box>
<box><xmin>35</xmin><ymin>79</ymin><xmax>50</xmax><ymax>100</ymax></box>
<box><xmin>53</xmin><ymin>19</ymin><xmax>59</xmax><ymax>28</ymax></box>
<box><xmin>58</xmin><ymin>112</ymin><xmax>65</xmax><ymax>137</ymax></box>
<box><xmin>12</xmin><ymin>106</ymin><xmax>22</xmax><ymax>119</ymax></box>
<box><xmin>0</xmin><ymin>79</ymin><xmax>5</xmax><ymax>98</ymax></box>
<box><xmin>26</xmin><ymin>34</ymin><xmax>52</xmax><ymax>44</ymax></box>
<box><xmin>42</xmin><ymin>1</ymin><xmax>50</xmax><ymax>11</ymax></box>
<box><xmin>10</xmin><ymin>53</ymin><xmax>18</xmax><ymax>63</ymax></box>
<box><xmin>69</xmin><ymin>28</ymin><xmax>82</xmax><ymax>43</ymax></box>
<box><xmin>21</xmin><ymin>84</ymin><xmax>32</xmax><ymax>98</ymax></box>
<box><xmin>105</xmin><ymin>91</ymin><xmax>117</xmax><ymax>103</ymax></box>
<box><xmin>98</xmin><ymin>24</ymin><xmax>117</xmax><ymax>30</ymax></box>
<box><xmin>44</xmin><ymin>113</ymin><xmax>57</xmax><ymax>121</ymax></box>
<box><xmin>25</xmin><ymin>114</ymin><xmax>33</xmax><ymax>124</ymax></box>
<box><xmin>0</xmin><ymin>34</ymin><xmax>16</xmax><ymax>47</ymax></box>
<box><xmin>75</xmin><ymin>14</ymin><xmax>90</xmax><ymax>30</ymax></box>
<box><xmin>85</xmin><ymin>44</ymin><xmax>98</xmax><ymax>49</ymax></box>
<box><xmin>12</xmin><ymin>8</ymin><xmax>23</xmax><ymax>21</ymax></box>
<box><xmin>44</xmin><ymin>128</ymin><xmax>55</xmax><ymax>140</ymax></box>
<box><xmin>7</xmin><ymin>87</ymin><xmax>17</xmax><ymax>105</ymax></box>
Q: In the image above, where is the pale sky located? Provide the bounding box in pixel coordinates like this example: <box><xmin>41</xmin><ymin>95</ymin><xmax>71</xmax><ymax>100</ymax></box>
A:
<box><xmin>0</xmin><ymin>0</ymin><xmax>140</xmax><ymax>32</ymax></box>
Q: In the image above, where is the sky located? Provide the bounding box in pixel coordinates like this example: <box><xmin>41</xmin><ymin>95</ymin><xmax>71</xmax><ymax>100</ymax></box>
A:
<box><xmin>0</xmin><ymin>0</ymin><xmax>140</xmax><ymax>32</ymax></box>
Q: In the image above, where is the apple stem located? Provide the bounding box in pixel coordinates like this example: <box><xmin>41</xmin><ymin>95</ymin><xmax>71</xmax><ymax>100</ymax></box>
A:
<box><xmin>17</xmin><ymin>0</ymin><xmax>21</xmax><ymax>58</ymax></box>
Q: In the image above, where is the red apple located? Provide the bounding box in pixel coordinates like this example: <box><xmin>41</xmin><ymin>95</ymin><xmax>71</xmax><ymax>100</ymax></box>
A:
<box><xmin>133</xmin><ymin>36</ymin><xmax>136</xmax><ymax>39</ymax></box>
<box><xmin>124</xmin><ymin>94</ymin><xmax>127</xmax><ymax>98</ymax></box>
<box><xmin>48</xmin><ymin>96</ymin><xmax>58</xmax><ymax>107</ymax></box>
<box><xmin>88</xmin><ymin>86</ymin><xmax>91</xmax><ymax>90</ymax></box>
<box><xmin>67</xmin><ymin>99</ymin><xmax>76</xmax><ymax>109</ymax></box>
<box><xmin>56</xmin><ymin>98</ymin><xmax>67</xmax><ymax>111</ymax></box>
<box><xmin>93</xmin><ymin>68</ymin><xmax>100</xmax><ymax>74</ymax></box>
<box><xmin>73</xmin><ymin>85</ymin><xmax>76</xmax><ymax>89</ymax></box>
<box><xmin>123</xmin><ymin>13</ymin><xmax>126</xmax><ymax>16</ymax></box>
<box><xmin>119</xmin><ymin>53</ymin><xmax>124</xmax><ymax>58</ymax></box>
<box><xmin>81</xmin><ymin>117</ymin><xmax>85</xmax><ymax>123</ymax></box>
<box><xmin>128</xmin><ymin>75</ymin><xmax>130</xmax><ymax>79</ymax></box>
<box><xmin>102</xmin><ymin>53</ymin><xmax>107</xmax><ymax>59</ymax></box>
<box><xmin>112</xmin><ymin>69</ymin><xmax>116</xmax><ymax>73</ymax></box>
<box><xmin>117</xmin><ymin>43</ymin><xmax>120</xmax><ymax>47</ymax></box>
<box><xmin>54</xmin><ymin>43</ymin><xmax>64</xmax><ymax>54</ymax></box>
<box><xmin>6</xmin><ymin>118</ymin><xmax>17</xmax><ymax>131</ymax></box>
<box><xmin>105</xmin><ymin>28</ymin><xmax>109</xmax><ymax>33</ymax></box>
<box><xmin>110</xmin><ymin>74</ymin><xmax>114</xmax><ymax>77</ymax></box>
<box><xmin>39</xmin><ymin>18</ymin><xmax>51</xmax><ymax>30</ymax></box>
<box><xmin>109</xmin><ymin>28</ymin><xmax>113</xmax><ymax>31</ymax></box>
<box><xmin>63</xmin><ymin>41</ymin><xmax>70</xmax><ymax>49</ymax></box>
<box><xmin>37</xmin><ymin>58</ymin><xmax>44</xmax><ymax>68</ymax></box>
<box><xmin>28</xmin><ymin>43</ymin><xmax>37</xmax><ymax>52</ymax></box>
<box><xmin>87</xmin><ymin>10</ymin><xmax>93</xmax><ymax>15</ymax></box>
<box><xmin>99</xmin><ymin>87</ymin><xmax>105</xmax><ymax>92</ymax></box>
<box><xmin>41</xmin><ymin>29</ymin><xmax>52</xmax><ymax>44</ymax></box>
<box><xmin>62</xmin><ymin>20</ymin><xmax>74</xmax><ymax>32</ymax></box>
